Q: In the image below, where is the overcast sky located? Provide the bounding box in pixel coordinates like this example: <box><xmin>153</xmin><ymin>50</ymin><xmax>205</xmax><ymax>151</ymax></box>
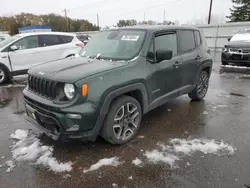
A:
<box><xmin>1</xmin><ymin>0</ymin><xmax>232</xmax><ymax>27</ymax></box>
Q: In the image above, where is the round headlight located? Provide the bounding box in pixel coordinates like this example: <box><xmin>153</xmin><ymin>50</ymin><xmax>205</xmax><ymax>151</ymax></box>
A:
<box><xmin>64</xmin><ymin>84</ymin><xmax>75</xmax><ymax>100</ymax></box>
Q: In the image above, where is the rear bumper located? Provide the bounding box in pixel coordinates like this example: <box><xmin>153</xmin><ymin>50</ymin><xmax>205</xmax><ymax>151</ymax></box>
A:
<box><xmin>23</xmin><ymin>89</ymin><xmax>105</xmax><ymax>142</ymax></box>
<box><xmin>222</xmin><ymin>52</ymin><xmax>250</xmax><ymax>64</ymax></box>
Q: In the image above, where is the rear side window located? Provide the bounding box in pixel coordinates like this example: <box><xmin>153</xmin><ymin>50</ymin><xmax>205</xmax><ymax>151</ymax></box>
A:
<box><xmin>155</xmin><ymin>32</ymin><xmax>177</xmax><ymax>56</ymax></box>
<box><xmin>40</xmin><ymin>35</ymin><xmax>62</xmax><ymax>47</ymax></box>
<box><xmin>194</xmin><ymin>31</ymin><xmax>201</xmax><ymax>46</ymax></box>
<box><xmin>60</xmin><ymin>35</ymin><xmax>73</xmax><ymax>43</ymax></box>
<box><xmin>179</xmin><ymin>30</ymin><xmax>195</xmax><ymax>53</ymax></box>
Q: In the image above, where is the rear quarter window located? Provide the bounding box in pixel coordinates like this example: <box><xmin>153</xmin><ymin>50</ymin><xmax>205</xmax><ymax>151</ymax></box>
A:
<box><xmin>60</xmin><ymin>35</ymin><xmax>74</xmax><ymax>43</ymax></box>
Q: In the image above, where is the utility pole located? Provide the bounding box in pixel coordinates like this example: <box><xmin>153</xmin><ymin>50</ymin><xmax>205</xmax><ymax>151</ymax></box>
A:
<box><xmin>97</xmin><ymin>14</ymin><xmax>100</xmax><ymax>30</ymax></box>
<box><xmin>208</xmin><ymin>0</ymin><xmax>213</xmax><ymax>24</ymax></box>
<box><xmin>163</xmin><ymin>9</ymin><xmax>165</xmax><ymax>23</ymax></box>
<box><xmin>63</xmin><ymin>9</ymin><xmax>69</xmax><ymax>31</ymax></box>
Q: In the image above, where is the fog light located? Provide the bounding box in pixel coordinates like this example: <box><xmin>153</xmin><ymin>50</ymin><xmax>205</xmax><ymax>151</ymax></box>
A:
<box><xmin>67</xmin><ymin>124</ymin><xmax>80</xmax><ymax>132</ymax></box>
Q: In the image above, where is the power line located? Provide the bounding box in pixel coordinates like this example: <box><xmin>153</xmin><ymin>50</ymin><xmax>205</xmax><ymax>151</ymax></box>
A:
<box><xmin>68</xmin><ymin>0</ymin><xmax>110</xmax><ymax>11</ymax></box>
<box><xmin>114</xmin><ymin>0</ymin><xmax>183</xmax><ymax>18</ymax></box>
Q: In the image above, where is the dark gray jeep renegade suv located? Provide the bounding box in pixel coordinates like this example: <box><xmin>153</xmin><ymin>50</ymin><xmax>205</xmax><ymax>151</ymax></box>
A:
<box><xmin>23</xmin><ymin>26</ymin><xmax>213</xmax><ymax>145</ymax></box>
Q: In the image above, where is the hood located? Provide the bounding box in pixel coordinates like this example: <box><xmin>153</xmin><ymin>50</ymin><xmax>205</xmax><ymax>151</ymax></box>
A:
<box><xmin>225</xmin><ymin>41</ymin><xmax>250</xmax><ymax>48</ymax></box>
<box><xmin>28</xmin><ymin>56</ymin><xmax>128</xmax><ymax>83</ymax></box>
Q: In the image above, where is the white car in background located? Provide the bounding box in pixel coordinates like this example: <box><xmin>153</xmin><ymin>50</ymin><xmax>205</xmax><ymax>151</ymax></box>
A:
<box><xmin>0</xmin><ymin>32</ymin><xmax>83</xmax><ymax>84</ymax></box>
<box><xmin>0</xmin><ymin>34</ymin><xmax>11</xmax><ymax>43</ymax></box>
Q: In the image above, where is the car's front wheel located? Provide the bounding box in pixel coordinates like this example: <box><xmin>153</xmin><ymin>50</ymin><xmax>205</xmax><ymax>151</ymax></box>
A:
<box><xmin>0</xmin><ymin>66</ymin><xmax>7</xmax><ymax>85</ymax></box>
<box><xmin>188</xmin><ymin>71</ymin><xmax>209</xmax><ymax>101</ymax></box>
<box><xmin>221</xmin><ymin>60</ymin><xmax>228</xmax><ymax>65</ymax></box>
<box><xmin>101</xmin><ymin>95</ymin><xmax>142</xmax><ymax>145</ymax></box>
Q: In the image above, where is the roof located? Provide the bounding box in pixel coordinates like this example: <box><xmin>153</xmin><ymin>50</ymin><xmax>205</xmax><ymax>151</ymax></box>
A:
<box><xmin>15</xmin><ymin>32</ymin><xmax>77</xmax><ymax>37</ymax></box>
<box><xmin>108</xmin><ymin>25</ymin><xmax>200</xmax><ymax>32</ymax></box>
<box><xmin>18</xmin><ymin>25</ymin><xmax>51</xmax><ymax>31</ymax></box>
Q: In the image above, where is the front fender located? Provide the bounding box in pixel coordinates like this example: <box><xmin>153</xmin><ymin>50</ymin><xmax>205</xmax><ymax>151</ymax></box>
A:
<box><xmin>100</xmin><ymin>83</ymin><xmax>149</xmax><ymax>115</ymax></box>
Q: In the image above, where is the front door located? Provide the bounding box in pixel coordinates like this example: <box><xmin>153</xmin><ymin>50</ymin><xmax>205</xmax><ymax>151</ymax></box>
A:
<box><xmin>146</xmin><ymin>31</ymin><xmax>182</xmax><ymax>107</ymax></box>
<box><xmin>8</xmin><ymin>35</ymin><xmax>43</xmax><ymax>71</ymax></box>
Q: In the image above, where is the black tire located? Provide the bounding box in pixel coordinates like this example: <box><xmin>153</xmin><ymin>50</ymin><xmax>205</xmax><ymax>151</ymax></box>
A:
<box><xmin>101</xmin><ymin>95</ymin><xmax>142</xmax><ymax>145</ymax></box>
<box><xmin>0</xmin><ymin>65</ymin><xmax>8</xmax><ymax>85</ymax></box>
<box><xmin>188</xmin><ymin>71</ymin><xmax>209</xmax><ymax>101</ymax></box>
<box><xmin>221</xmin><ymin>61</ymin><xmax>228</xmax><ymax>65</ymax></box>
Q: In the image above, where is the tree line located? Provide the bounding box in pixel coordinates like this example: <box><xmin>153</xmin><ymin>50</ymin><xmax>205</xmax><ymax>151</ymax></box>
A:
<box><xmin>0</xmin><ymin>13</ymin><xmax>99</xmax><ymax>35</ymax></box>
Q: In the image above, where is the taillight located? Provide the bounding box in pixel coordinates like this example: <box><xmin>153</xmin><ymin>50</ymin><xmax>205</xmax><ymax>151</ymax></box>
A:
<box><xmin>75</xmin><ymin>43</ymin><xmax>84</xmax><ymax>48</ymax></box>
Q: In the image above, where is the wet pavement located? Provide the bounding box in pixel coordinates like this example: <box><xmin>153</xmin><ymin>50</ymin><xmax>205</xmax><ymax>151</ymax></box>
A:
<box><xmin>1</xmin><ymin>55</ymin><xmax>250</xmax><ymax>188</ymax></box>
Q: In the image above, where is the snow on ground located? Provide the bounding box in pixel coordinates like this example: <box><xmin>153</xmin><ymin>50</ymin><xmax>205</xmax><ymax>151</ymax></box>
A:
<box><xmin>144</xmin><ymin>138</ymin><xmax>235</xmax><ymax>168</ymax></box>
<box><xmin>221</xmin><ymin>65</ymin><xmax>250</xmax><ymax>69</ymax></box>
<box><xmin>83</xmin><ymin>157</ymin><xmax>123</xmax><ymax>173</ymax></box>
<box><xmin>5</xmin><ymin>160</ymin><xmax>15</xmax><ymax>172</ymax></box>
<box><xmin>138</xmin><ymin>135</ymin><xmax>145</xmax><ymax>139</ymax></box>
<box><xmin>6</xmin><ymin>129</ymin><xmax>73</xmax><ymax>173</ymax></box>
<box><xmin>128</xmin><ymin>176</ymin><xmax>133</xmax><ymax>180</ymax></box>
<box><xmin>132</xmin><ymin>157</ymin><xmax>143</xmax><ymax>167</ymax></box>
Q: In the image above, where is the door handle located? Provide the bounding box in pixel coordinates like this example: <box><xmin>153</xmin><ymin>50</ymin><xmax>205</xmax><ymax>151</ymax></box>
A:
<box><xmin>195</xmin><ymin>55</ymin><xmax>202</xmax><ymax>60</ymax></box>
<box><xmin>173</xmin><ymin>61</ymin><xmax>182</xmax><ymax>68</ymax></box>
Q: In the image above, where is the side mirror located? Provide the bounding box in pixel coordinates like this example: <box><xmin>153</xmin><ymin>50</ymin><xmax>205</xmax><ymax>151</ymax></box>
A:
<box><xmin>10</xmin><ymin>45</ymin><xmax>18</xmax><ymax>51</ymax></box>
<box><xmin>156</xmin><ymin>49</ymin><xmax>173</xmax><ymax>62</ymax></box>
<box><xmin>228</xmin><ymin>37</ymin><xmax>232</xmax><ymax>42</ymax></box>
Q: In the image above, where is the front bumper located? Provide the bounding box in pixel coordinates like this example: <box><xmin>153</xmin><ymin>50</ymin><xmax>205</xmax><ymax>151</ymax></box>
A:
<box><xmin>222</xmin><ymin>51</ymin><xmax>250</xmax><ymax>64</ymax></box>
<box><xmin>23</xmin><ymin>89</ymin><xmax>105</xmax><ymax>142</ymax></box>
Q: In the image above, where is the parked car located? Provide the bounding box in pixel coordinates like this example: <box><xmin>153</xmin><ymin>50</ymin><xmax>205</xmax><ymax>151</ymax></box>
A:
<box><xmin>0</xmin><ymin>34</ymin><xmax>10</xmax><ymax>42</ymax></box>
<box><xmin>23</xmin><ymin>26</ymin><xmax>213</xmax><ymax>144</ymax></box>
<box><xmin>0</xmin><ymin>32</ymin><xmax>83</xmax><ymax>84</ymax></box>
<box><xmin>221</xmin><ymin>29</ymin><xmax>250</xmax><ymax>66</ymax></box>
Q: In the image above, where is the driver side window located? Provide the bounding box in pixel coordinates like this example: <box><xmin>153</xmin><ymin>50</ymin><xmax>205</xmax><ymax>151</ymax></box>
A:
<box><xmin>155</xmin><ymin>32</ymin><xmax>177</xmax><ymax>56</ymax></box>
<box><xmin>13</xmin><ymin>36</ymin><xmax>39</xmax><ymax>50</ymax></box>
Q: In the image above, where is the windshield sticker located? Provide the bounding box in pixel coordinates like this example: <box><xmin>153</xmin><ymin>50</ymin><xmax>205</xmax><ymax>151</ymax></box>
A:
<box><xmin>121</xmin><ymin>35</ymin><xmax>139</xmax><ymax>41</ymax></box>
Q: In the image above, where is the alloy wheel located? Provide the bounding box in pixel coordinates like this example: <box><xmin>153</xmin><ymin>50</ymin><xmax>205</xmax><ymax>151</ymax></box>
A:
<box><xmin>197</xmin><ymin>72</ymin><xmax>209</xmax><ymax>98</ymax></box>
<box><xmin>0</xmin><ymin>68</ymin><xmax>5</xmax><ymax>84</ymax></box>
<box><xmin>113</xmin><ymin>102</ymin><xmax>140</xmax><ymax>141</ymax></box>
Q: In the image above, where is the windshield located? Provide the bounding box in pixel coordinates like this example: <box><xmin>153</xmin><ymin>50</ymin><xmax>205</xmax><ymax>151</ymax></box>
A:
<box><xmin>79</xmin><ymin>30</ymin><xmax>146</xmax><ymax>61</ymax></box>
<box><xmin>0</xmin><ymin>35</ymin><xmax>21</xmax><ymax>48</ymax></box>
<box><xmin>231</xmin><ymin>30</ymin><xmax>250</xmax><ymax>42</ymax></box>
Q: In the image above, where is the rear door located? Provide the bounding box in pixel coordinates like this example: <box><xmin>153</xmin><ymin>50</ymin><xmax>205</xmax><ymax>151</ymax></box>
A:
<box><xmin>146</xmin><ymin>31</ymin><xmax>182</xmax><ymax>104</ymax></box>
<box><xmin>178</xmin><ymin>30</ymin><xmax>201</xmax><ymax>93</ymax></box>
<box><xmin>8</xmin><ymin>35</ymin><xmax>43</xmax><ymax>71</ymax></box>
<box><xmin>38</xmin><ymin>35</ymin><xmax>65</xmax><ymax>61</ymax></box>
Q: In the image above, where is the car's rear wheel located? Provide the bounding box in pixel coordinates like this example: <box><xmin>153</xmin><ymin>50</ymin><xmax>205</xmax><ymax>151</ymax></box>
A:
<box><xmin>188</xmin><ymin>71</ymin><xmax>209</xmax><ymax>101</ymax></box>
<box><xmin>101</xmin><ymin>95</ymin><xmax>142</xmax><ymax>145</ymax></box>
<box><xmin>0</xmin><ymin>66</ymin><xmax>7</xmax><ymax>85</ymax></box>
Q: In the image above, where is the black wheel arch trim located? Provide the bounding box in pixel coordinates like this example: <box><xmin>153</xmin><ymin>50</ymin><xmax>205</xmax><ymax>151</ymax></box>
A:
<box><xmin>0</xmin><ymin>62</ymin><xmax>11</xmax><ymax>77</ymax></box>
<box><xmin>194</xmin><ymin>61</ymin><xmax>212</xmax><ymax>87</ymax></box>
<box><xmin>100</xmin><ymin>83</ymin><xmax>149</xmax><ymax>115</ymax></box>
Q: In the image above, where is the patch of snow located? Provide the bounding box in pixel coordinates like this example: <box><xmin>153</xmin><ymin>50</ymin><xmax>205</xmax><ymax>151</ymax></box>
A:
<box><xmin>144</xmin><ymin>138</ymin><xmax>235</xmax><ymax>168</ymax></box>
<box><xmin>112</xmin><ymin>183</ymin><xmax>118</xmax><ymax>188</ymax></box>
<box><xmin>8</xmin><ymin>129</ymin><xmax>73</xmax><ymax>173</ymax></box>
<box><xmin>63</xmin><ymin>174</ymin><xmax>71</xmax><ymax>179</ymax></box>
<box><xmin>184</xmin><ymin>131</ymin><xmax>189</xmax><ymax>134</ymax></box>
<box><xmin>222</xmin><ymin>65</ymin><xmax>250</xmax><ymax>69</ymax></box>
<box><xmin>217</xmin><ymin>104</ymin><xmax>228</xmax><ymax>108</ymax></box>
<box><xmin>0</xmin><ymin>164</ymin><xmax>3</xmax><ymax>168</ymax></box>
<box><xmin>186</xmin><ymin>162</ymin><xmax>191</xmax><ymax>166</ymax></box>
<box><xmin>138</xmin><ymin>135</ymin><xmax>145</xmax><ymax>139</ymax></box>
<box><xmin>144</xmin><ymin>150</ymin><xmax>179</xmax><ymax>168</ymax></box>
<box><xmin>1</xmin><ymin>156</ymin><xmax>5</xmax><ymax>159</ymax></box>
<box><xmin>83</xmin><ymin>157</ymin><xmax>123</xmax><ymax>173</ymax></box>
<box><xmin>203</xmin><ymin>111</ymin><xmax>209</xmax><ymax>115</ymax></box>
<box><xmin>132</xmin><ymin>157</ymin><xmax>143</xmax><ymax>167</ymax></box>
<box><xmin>5</xmin><ymin>160</ymin><xmax>15</xmax><ymax>173</ymax></box>
<box><xmin>168</xmin><ymin>109</ymin><xmax>171</xmax><ymax>112</ymax></box>
<box><xmin>168</xmin><ymin>138</ymin><xmax>235</xmax><ymax>155</ymax></box>
<box><xmin>10</xmin><ymin>129</ymin><xmax>29</xmax><ymax>140</ymax></box>
<box><xmin>128</xmin><ymin>176</ymin><xmax>133</xmax><ymax>180</ymax></box>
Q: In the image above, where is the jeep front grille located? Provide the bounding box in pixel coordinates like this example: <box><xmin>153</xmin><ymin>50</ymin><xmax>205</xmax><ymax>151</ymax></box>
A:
<box><xmin>28</xmin><ymin>75</ymin><xmax>57</xmax><ymax>99</ymax></box>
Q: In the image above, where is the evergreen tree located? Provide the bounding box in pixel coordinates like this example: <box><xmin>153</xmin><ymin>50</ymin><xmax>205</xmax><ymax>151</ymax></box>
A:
<box><xmin>227</xmin><ymin>0</ymin><xmax>250</xmax><ymax>22</ymax></box>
